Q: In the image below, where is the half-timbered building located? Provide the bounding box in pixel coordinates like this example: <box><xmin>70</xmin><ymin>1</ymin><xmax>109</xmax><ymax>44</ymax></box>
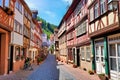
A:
<box><xmin>58</xmin><ymin>20</ymin><xmax>67</xmax><ymax>62</ymax></box>
<box><xmin>88</xmin><ymin>0</ymin><xmax>120</xmax><ymax>79</ymax></box>
<box><xmin>73</xmin><ymin>0</ymin><xmax>92</xmax><ymax>71</ymax></box>
<box><xmin>0</xmin><ymin>0</ymin><xmax>15</xmax><ymax>75</ymax></box>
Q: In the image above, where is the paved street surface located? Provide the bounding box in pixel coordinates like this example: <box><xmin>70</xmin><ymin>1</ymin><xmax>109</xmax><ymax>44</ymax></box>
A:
<box><xmin>0</xmin><ymin>63</ymin><xmax>39</xmax><ymax>80</ymax></box>
<box><xmin>27</xmin><ymin>54</ymin><xmax>59</xmax><ymax>80</ymax></box>
<box><xmin>0</xmin><ymin>54</ymin><xmax>100</xmax><ymax>80</ymax></box>
<box><xmin>58</xmin><ymin>62</ymin><xmax>100</xmax><ymax>80</ymax></box>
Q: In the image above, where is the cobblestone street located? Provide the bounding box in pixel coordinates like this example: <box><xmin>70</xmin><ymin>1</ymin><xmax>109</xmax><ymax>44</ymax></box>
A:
<box><xmin>0</xmin><ymin>63</ymin><xmax>39</xmax><ymax>80</ymax></box>
<box><xmin>0</xmin><ymin>54</ymin><xmax>100</xmax><ymax>80</ymax></box>
<box><xmin>27</xmin><ymin>54</ymin><xmax>59</xmax><ymax>80</ymax></box>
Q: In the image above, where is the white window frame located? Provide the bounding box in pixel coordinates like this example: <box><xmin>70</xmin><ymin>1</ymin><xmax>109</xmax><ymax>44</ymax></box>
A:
<box><xmin>86</xmin><ymin>46</ymin><xmax>91</xmax><ymax>61</ymax></box>
<box><xmin>100</xmin><ymin>0</ymin><xmax>106</xmax><ymax>15</ymax></box>
<box><xmin>94</xmin><ymin>3</ymin><xmax>99</xmax><ymax>18</ymax></box>
<box><xmin>81</xmin><ymin>47</ymin><xmax>85</xmax><ymax>60</ymax></box>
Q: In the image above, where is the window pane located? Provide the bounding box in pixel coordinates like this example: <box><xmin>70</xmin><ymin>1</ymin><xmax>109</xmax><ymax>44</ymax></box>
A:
<box><xmin>96</xmin><ymin>57</ymin><xmax>99</xmax><ymax>61</ymax></box>
<box><xmin>118</xmin><ymin>44</ymin><xmax>120</xmax><ymax>57</ymax></box>
<box><xmin>110</xmin><ymin>58</ymin><xmax>117</xmax><ymax>71</ymax></box>
<box><xmin>19</xmin><ymin>3</ymin><xmax>22</xmax><ymax>13</ymax></box>
<box><xmin>100</xmin><ymin>0</ymin><xmax>106</xmax><ymax>14</ymax></box>
<box><xmin>94</xmin><ymin>3</ymin><xmax>99</xmax><ymax>18</ymax></box>
<box><xmin>96</xmin><ymin>47</ymin><xmax>99</xmax><ymax>55</ymax></box>
<box><xmin>0</xmin><ymin>0</ymin><xmax>3</xmax><ymax>6</ymax></box>
<box><xmin>15</xmin><ymin>1</ymin><xmax>18</xmax><ymax>9</ymax></box>
<box><xmin>110</xmin><ymin>44</ymin><xmax>116</xmax><ymax>56</ymax></box>
<box><xmin>101</xmin><ymin>46</ymin><xmax>104</xmax><ymax>56</ymax></box>
<box><xmin>101</xmin><ymin>57</ymin><xmax>104</xmax><ymax>62</ymax></box>
<box><xmin>81</xmin><ymin>47</ymin><xmax>85</xmax><ymax>59</ymax></box>
<box><xmin>5</xmin><ymin>0</ymin><xmax>9</xmax><ymax>7</ymax></box>
<box><xmin>90</xmin><ymin>8</ymin><xmax>94</xmax><ymax>21</ymax></box>
<box><xmin>118</xmin><ymin>58</ymin><xmax>120</xmax><ymax>72</ymax></box>
<box><xmin>86</xmin><ymin>47</ymin><xmax>91</xmax><ymax>60</ymax></box>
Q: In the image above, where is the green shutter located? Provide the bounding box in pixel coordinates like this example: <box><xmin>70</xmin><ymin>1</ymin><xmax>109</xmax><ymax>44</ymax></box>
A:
<box><xmin>104</xmin><ymin>37</ymin><xmax>110</xmax><ymax>75</ymax></box>
<box><xmin>91</xmin><ymin>39</ymin><xmax>96</xmax><ymax>71</ymax></box>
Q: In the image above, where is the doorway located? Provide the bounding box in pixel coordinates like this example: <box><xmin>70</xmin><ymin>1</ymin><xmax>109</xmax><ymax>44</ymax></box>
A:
<box><xmin>95</xmin><ymin>45</ymin><xmax>105</xmax><ymax>74</ymax></box>
<box><xmin>73</xmin><ymin>48</ymin><xmax>75</xmax><ymax>63</ymax></box>
<box><xmin>9</xmin><ymin>45</ymin><xmax>13</xmax><ymax>71</ymax></box>
<box><xmin>76</xmin><ymin>48</ymin><xmax>80</xmax><ymax>66</ymax></box>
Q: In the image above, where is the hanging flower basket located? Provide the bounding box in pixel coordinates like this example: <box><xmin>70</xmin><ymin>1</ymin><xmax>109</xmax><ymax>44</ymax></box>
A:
<box><xmin>3</xmin><ymin>7</ymin><xmax>14</xmax><ymax>15</ymax></box>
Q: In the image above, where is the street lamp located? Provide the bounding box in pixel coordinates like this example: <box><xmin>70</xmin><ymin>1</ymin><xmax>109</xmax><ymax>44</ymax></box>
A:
<box><xmin>108</xmin><ymin>0</ymin><xmax>119</xmax><ymax>11</ymax></box>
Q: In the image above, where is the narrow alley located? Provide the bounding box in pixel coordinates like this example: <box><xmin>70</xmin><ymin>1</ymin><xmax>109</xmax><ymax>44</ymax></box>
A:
<box><xmin>0</xmin><ymin>54</ymin><xmax>100</xmax><ymax>80</ymax></box>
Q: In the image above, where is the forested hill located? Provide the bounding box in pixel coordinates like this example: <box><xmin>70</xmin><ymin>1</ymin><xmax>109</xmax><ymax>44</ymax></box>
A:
<box><xmin>37</xmin><ymin>16</ymin><xmax>57</xmax><ymax>39</ymax></box>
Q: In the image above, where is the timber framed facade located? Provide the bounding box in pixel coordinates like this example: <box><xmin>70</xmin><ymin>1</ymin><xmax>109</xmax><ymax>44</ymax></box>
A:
<box><xmin>88</xmin><ymin>0</ymin><xmax>120</xmax><ymax>80</ymax></box>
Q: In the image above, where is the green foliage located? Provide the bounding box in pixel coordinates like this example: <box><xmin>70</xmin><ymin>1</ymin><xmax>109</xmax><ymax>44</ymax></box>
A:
<box><xmin>37</xmin><ymin>16</ymin><xmax>57</xmax><ymax>39</ymax></box>
<box><xmin>49</xmin><ymin>45</ymin><xmax>54</xmax><ymax>53</ymax></box>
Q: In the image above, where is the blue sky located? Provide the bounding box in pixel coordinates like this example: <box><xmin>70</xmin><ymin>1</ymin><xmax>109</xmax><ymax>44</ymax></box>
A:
<box><xmin>25</xmin><ymin>0</ymin><xmax>72</xmax><ymax>26</ymax></box>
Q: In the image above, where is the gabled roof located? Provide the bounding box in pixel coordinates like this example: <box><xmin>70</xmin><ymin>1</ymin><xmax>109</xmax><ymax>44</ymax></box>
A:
<box><xmin>58</xmin><ymin>0</ymin><xmax>80</xmax><ymax>29</ymax></box>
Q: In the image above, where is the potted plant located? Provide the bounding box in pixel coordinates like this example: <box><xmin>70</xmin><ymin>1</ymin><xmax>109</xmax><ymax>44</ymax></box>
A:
<box><xmin>98</xmin><ymin>74</ymin><xmax>107</xmax><ymax>80</ymax></box>
<box><xmin>73</xmin><ymin>64</ymin><xmax>77</xmax><ymax>68</ymax></box>
<box><xmin>88</xmin><ymin>70</ymin><xmax>94</xmax><ymax>75</ymax></box>
<box><xmin>37</xmin><ymin>57</ymin><xmax>42</xmax><ymax>65</ymax></box>
<box><xmin>3</xmin><ymin>6</ymin><xmax>14</xmax><ymax>15</ymax></box>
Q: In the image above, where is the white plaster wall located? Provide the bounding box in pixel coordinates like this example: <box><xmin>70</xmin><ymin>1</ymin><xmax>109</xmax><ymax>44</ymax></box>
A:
<box><xmin>14</xmin><ymin>8</ymin><xmax>23</xmax><ymax>25</ymax></box>
<box><xmin>12</xmin><ymin>32</ymin><xmax>23</xmax><ymax>46</ymax></box>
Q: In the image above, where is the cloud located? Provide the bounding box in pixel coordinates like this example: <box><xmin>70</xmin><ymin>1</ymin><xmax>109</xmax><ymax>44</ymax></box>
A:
<box><xmin>45</xmin><ymin>11</ymin><xmax>56</xmax><ymax>18</ymax></box>
<box><xmin>25</xmin><ymin>0</ymin><xmax>37</xmax><ymax>9</ymax></box>
<box><xmin>62</xmin><ymin>0</ymin><xmax>73</xmax><ymax>5</ymax></box>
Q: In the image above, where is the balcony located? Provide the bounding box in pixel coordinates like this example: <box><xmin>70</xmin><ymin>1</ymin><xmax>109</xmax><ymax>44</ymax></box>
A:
<box><xmin>0</xmin><ymin>7</ymin><xmax>14</xmax><ymax>31</ymax></box>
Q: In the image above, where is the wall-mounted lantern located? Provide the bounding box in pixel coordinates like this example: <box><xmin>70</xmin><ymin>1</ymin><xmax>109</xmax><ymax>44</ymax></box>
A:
<box><xmin>108</xmin><ymin>0</ymin><xmax>119</xmax><ymax>11</ymax></box>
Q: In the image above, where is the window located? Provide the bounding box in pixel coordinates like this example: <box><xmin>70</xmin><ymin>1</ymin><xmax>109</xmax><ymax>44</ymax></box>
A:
<box><xmin>67</xmin><ymin>32</ymin><xmax>73</xmax><ymax>40</ymax></box>
<box><xmin>94</xmin><ymin>3</ymin><xmax>99</xmax><ymax>18</ymax></box>
<box><xmin>19</xmin><ymin>3</ymin><xmax>22</xmax><ymax>12</ymax></box>
<box><xmin>14</xmin><ymin>20</ymin><xmax>23</xmax><ymax>34</ymax></box>
<box><xmin>110</xmin><ymin>58</ymin><xmax>117</xmax><ymax>71</ymax></box>
<box><xmin>81</xmin><ymin>47</ymin><xmax>85</xmax><ymax>59</ymax></box>
<box><xmin>15</xmin><ymin>0</ymin><xmax>22</xmax><ymax>13</ymax></box>
<box><xmin>90</xmin><ymin>8</ymin><xmax>94</xmax><ymax>21</ymax></box>
<box><xmin>101</xmin><ymin>46</ymin><xmax>104</xmax><ymax>62</ymax></box>
<box><xmin>15</xmin><ymin>47</ymin><xmax>20</xmax><ymax>56</ymax></box>
<box><xmin>4</xmin><ymin>0</ymin><xmax>9</xmax><ymax>7</ymax></box>
<box><xmin>15</xmin><ymin>46</ymin><xmax>20</xmax><ymax>61</ymax></box>
<box><xmin>86</xmin><ymin>47</ymin><xmax>91</xmax><ymax>61</ymax></box>
<box><xmin>109</xmin><ymin>44</ymin><xmax>117</xmax><ymax>71</ymax></box>
<box><xmin>110</xmin><ymin>44</ymin><xmax>116</xmax><ymax>56</ymax></box>
<box><xmin>21</xmin><ymin>48</ymin><xmax>23</xmax><ymax>55</ymax></box>
<box><xmin>24</xmin><ymin>9</ymin><xmax>28</xmax><ymax>17</ymax></box>
<box><xmin>23</xmin><ymin>26</ymin><xmax>30</xmax><ymax>37</ymax></box>
<box><xmin>100</xmin><ymin>0</ymin><xmax>106</xmax><ymax>14</ymax></box>
<box><xmin>77</xmin><ymin>21</ymin><xmax>86</xmax><ymax>36</ymax></box>
<box><xmin>15</xmin><ymin>1</ymin><xmax>19</xmax><ymax>9</ymax></box>
<box><xmin>0</xmin><ymin>0</ymin><xmax>3</xmax><ymax>6</ymax></box>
